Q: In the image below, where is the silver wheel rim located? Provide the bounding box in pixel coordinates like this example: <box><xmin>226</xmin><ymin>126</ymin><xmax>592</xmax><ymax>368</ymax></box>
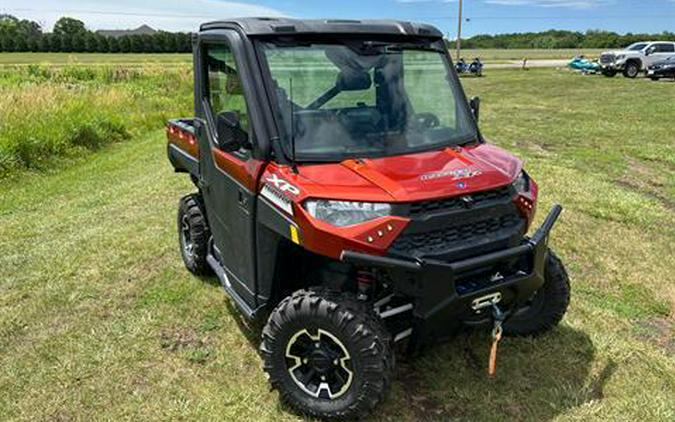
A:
<box><xmin>285</xmin><ymin>328</ymin><xmax>354</xmax><ymax>400</ymax></box>
<box><xmin>180</xmin><ymin>215</ymin><xmax>194</xmax><ymax>259</ymax></box>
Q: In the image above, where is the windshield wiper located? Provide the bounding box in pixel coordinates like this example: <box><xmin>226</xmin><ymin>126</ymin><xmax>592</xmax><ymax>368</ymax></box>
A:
<box><xmin>382</xmin><ymin>44</ymin><xmax>445</xmax><ymax>53</ymax></box>
<box><xmin>348</xmin><ymin>40</ymin><xmax>444</xmax><ymax>55</ymax></box>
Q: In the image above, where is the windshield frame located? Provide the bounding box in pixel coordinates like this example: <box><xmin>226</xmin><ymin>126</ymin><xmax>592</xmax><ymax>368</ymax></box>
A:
<box><xmin>252</xmin><ymin>35</ymin><xmax>482</xmax><ymax>163</ymax></box>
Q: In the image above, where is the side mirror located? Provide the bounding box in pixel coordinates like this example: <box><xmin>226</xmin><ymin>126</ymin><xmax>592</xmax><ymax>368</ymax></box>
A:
<box><xmin>216</xmin><ymin>111</ymin><xmax>250</xmax><ymax>152</ymax></box>
<box><xmin>645</xmin><ymin>47</ymin><xmax>655</xmax><ymax>56</ymax></box>
<box><xmin>469</xmin><ymin>96</ymin><xmax>480</xmax><ymax>122</ymax></box>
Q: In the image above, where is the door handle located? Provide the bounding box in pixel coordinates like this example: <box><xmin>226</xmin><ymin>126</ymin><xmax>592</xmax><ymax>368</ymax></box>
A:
<box><xmin>238</xmin><ymin>190</ymin><xmax>248</xmax><ymax>208</ymax></box>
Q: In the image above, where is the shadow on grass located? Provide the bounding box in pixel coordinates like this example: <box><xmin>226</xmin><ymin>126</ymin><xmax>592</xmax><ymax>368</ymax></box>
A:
<box><xmin>223</xmin><ymin>295</ymin><xmax>265</xmax><ymax>349</ymax></box>
<box><xmin>373</xmin><ymin>325</ymin><xmax>612</xmax><ymax>421</ymax></box>
<box><xmin>197</xmin><ymin>275</ymin><xmax>264</xmax><ymax>349</ymax></box>
<box><xmin>205</xmin><ymin>278</ymin><xmax>607</xmax><ymax>421</ymax></box>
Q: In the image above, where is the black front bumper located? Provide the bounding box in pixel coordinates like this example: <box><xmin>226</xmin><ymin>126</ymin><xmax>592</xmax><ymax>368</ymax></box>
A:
<box><xmin>342</xmin><ymin>205</ymin><xmax>562</xmax><ymax>352</ymax></box>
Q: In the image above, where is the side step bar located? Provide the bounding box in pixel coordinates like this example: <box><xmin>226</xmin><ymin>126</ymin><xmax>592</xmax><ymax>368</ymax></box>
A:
<box><xmin>206</xmin><ymin>254</ymin><xmax>259</xmax><ymax>319</ymax></box>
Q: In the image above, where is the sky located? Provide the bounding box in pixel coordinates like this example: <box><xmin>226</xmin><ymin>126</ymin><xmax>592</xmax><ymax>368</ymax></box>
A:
<box><xmin>1</xmin><ymin>0</ymin><xmax>674</xmax><ymax>36</ymax></box>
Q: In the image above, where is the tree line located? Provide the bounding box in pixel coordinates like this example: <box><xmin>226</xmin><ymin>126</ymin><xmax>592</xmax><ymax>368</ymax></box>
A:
<box><xmin>0</xmin><ymin>15</ymin><xmax>191</xmax><ymax>53</ymax></box>
<box><xmin>456</xmin><ymin>29</ymin><xmax>675</xmax><ymax>49</ymax></box>
<box><xmin>1</xmin><ymin>14</ymin><xmax>673</xmax><ymax>53</ymax></box>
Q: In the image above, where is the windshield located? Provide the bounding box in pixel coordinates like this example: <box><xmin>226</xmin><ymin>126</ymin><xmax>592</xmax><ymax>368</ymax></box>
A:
<box><xmin>626</xmin><ymin>43</ymin><xmax>648</xmax><ymax>51</ymax></box>
<box><xmin>261</xmin><ymin>40</ymin><xmax>477</xmax><ymax>161</ymax></box>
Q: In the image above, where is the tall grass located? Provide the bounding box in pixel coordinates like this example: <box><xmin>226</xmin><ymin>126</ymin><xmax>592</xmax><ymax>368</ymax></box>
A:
<box><xmin>0</xmin><ymin>64</ymin><xmax>193</xmax><ymax>177</ymax></box>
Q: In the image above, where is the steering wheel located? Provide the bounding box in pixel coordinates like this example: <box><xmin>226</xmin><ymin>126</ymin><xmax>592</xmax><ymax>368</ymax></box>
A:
<box><xmin>412</xmin><ymin>113</ymin><xmax>440</xmax><ymax>130</ymax></box>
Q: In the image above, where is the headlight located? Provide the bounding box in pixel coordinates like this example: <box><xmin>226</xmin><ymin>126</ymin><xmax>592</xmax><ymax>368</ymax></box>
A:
<box><xmin>512</xmin><ymin>171</ymin><xmax>530</xmax><ymax>192</ymax></box>
<box><xmin>304</xmin><ymin>200</ymin><xmax>391</xmax><ymax>227</ymax></box>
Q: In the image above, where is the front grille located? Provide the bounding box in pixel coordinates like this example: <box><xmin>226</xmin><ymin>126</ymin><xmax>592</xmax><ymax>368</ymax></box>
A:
<box><xmin>600</xmin><ymin>54</ymin><xmax>615</xmax><ymax>64</ymax></box>
<box><xmin>408</xmin><ymin>186</ymin><xmax>512</xmax><ymax>217</ymax></box>
<box><xmin>391</xmin><ymin>213</ymin><xmax>523</xmax><ymax>257</ymax></box>
<box><xmin>389</xmin><ymin>185</ymin><xmax>527</xmax><ymax>261</ymax></box>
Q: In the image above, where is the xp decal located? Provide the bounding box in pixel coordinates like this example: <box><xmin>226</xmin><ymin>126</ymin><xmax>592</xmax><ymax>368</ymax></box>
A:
<box><xmin>261</xmin><ymin>185</ymin><xmax>294</xmax><ymax>215</ymax></box>
<box><xmin>265</xmin><ymin>174</ymin><xmax>300</xmax><ymax>195</ymax></box>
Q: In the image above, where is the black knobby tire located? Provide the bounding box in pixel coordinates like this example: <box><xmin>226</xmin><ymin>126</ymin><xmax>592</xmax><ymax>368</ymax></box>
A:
<box><xmin>649</xmin><ymin>76</ymin><xmax>660</xmax><ymax>81</ymax></box>
<box><xmin>503</xmin><ymin>250</ymin><xmax>570</xmax><ymax>336</ymax></box>
<box><xmin>623</xmin><ymin>62</ymin><xmax>640</xmax><ymax>78</ymax></box>
<box><xmin>602</xmin><ymin>69</ymin><xmax>617</xmax><ymax>77</ymax></box>
<box><xmin>261</xmin><ymin>288</ymin><xmax>393</xmax><ymax>420</ymax></box>
<box><xmin>177</xmin><ymin>193</ymin><xmax>211</xmax><ymax>275</ymax></box>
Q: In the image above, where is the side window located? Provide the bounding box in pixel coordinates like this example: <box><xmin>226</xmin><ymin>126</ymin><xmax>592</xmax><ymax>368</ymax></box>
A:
<box><xmin>656</xmin><ymin>43</ymin><xmax>675</xmax><ymax>53</ymax></box>
<box><xmin>203</xmin><ymin>43</ymin><xmax>251</xmax><ymax>140</ymax></box>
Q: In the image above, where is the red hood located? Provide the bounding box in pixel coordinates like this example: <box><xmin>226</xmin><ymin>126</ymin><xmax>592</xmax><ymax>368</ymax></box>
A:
<box><xmin>273</xmin><ymin>143</ymin><xmax>522</xmax><ymax>203</ymax></box>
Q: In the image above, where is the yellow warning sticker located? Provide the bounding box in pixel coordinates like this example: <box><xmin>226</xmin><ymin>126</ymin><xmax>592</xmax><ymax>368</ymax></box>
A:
<box><xmin>290</xmin><ymin>225</ymin><xmax>300</xmax><ymax>244</ymax></box>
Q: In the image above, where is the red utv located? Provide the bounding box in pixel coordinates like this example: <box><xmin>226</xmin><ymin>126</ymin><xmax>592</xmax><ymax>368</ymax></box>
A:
<box><xmin>167</xmin><ymin>18</ymin><xmax>570</xmax><ymax>419</ymax></box>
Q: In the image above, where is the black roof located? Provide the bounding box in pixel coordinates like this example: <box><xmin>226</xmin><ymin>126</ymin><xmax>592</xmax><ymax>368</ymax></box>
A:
<box><xmin>200</xmin><ymin>17</ymin><xmax>443</xmax><ymax>38</ymax></box>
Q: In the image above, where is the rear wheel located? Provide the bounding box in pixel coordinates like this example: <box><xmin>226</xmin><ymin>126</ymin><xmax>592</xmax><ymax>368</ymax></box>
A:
<box><xmin>623</xmin><ymin>61</ymin><xmax>640</xmax><ymax>78</ymax></box>
<box><xmin>261</xmin><ymin>288</ymin><xmax>393</xmax><ymax>420</ymax></box>
<box><xmin>177</xmin><ymin>193</ymin><xmax>211</xmax><ymax>275</ymax></box>
<box><xmin>503</xmin><ymin>250</ymin><xmax>570</xmax><ymax>336</ymax></box>
<box><xmin>649</xmin><ymin>76</ymin><xmax>660</xmax><ymax>81</ymax></box>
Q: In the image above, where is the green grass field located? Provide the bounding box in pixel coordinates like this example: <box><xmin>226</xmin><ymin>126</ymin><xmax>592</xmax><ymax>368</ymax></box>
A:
<box><xmin>0</xmin><ymin>49</ymin><xmax>604</xmax><ymax>67</ymax></box>
<box><xmin>0</xmin><ymin>63</ymin><xmax>673</xmax><ymax>421</ymax></box>
<box><xmin>0</xmin><ymin>52</ymin><xmax>192</xmax><ymax>66</ymax></box>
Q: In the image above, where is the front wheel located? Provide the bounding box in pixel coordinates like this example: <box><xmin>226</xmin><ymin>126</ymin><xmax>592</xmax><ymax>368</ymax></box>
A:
<box><xmin>261</xmin><ymin>288</ymin><xmax>393</xmax><ymax>420</ymax></box>
<box><xmin>623</xmin><ymin>62</ymin><xmax>640</xmax><ymax>78</ymax></box>
<box><xmin>602</xmin><ymin>69</ymin><xmax>617</xmax><ymax>77</ymax></box>
<box><xmin>503</xmin><ymin>250</ymin><xmax>570</xmax><ymax>336</ymax></box>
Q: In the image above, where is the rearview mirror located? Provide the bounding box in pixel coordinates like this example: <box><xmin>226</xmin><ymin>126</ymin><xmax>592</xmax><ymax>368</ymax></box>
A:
<box><xmin>216</xmin><ymin>111</ymin><xmax>250</xmax><ymax>152</ymax></box>
<box><xmin>336</xmin><ymin>70</ymin><xmax>372</xmax><ymax>91</ymax></box>
<box><xmin>469</xmin><ymin>97</ymin><xmax>480</xmax><ymax>122</ymax></box>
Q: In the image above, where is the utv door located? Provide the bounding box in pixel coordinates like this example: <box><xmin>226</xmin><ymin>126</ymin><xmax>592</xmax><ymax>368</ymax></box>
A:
<box><xmin>195</xmin><ymin>37</ymin><xmax>262</xmax><ymax>313</ymax></box>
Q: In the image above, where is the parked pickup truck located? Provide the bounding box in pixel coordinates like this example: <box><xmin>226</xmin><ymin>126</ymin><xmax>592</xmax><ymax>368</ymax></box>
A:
<box><xmin>166</xmin><ymin>17</ymin><xmax>570</xmax><ymax>419</ymax></box>
<box><xmin>599</xmin><ymin>41</ymin><xmax>675</xmax><ymax>78</ymax></box>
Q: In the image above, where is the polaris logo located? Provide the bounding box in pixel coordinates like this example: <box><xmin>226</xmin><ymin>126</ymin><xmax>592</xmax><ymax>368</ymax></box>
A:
<box><xmin>420</xmin><ymin>167</ymin><xmax>482</xmax><ymax>182</ymax></box>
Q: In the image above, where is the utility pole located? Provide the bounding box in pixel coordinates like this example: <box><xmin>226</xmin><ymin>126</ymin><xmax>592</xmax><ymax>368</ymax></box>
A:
<box><xmin>456</xmin><ymin>0</ymin><xmax>463</xmax><ymax>61</ymax></box>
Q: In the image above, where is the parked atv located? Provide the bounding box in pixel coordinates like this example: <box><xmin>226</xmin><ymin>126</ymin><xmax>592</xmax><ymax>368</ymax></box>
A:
<box><xmin>167</xmin><ymin>18</ymin><xmax>569</xmax><ymax>420</ymax></box>
<box><xmin>456</xmin><ymin>57</ymin><xmax>483</xmax><ymax>76</ymax></box>
<box><xmin>568</xmin><ymin>56</ymin><xmax>601</xmax><ymax>74</ymax></box>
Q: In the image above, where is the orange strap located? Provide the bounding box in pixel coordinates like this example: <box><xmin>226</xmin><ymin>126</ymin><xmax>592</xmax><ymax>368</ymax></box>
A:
<box><xmin>488</xmin><ymin>330</ymin><xmax>502</xmax><ymax>377</ymax></box>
